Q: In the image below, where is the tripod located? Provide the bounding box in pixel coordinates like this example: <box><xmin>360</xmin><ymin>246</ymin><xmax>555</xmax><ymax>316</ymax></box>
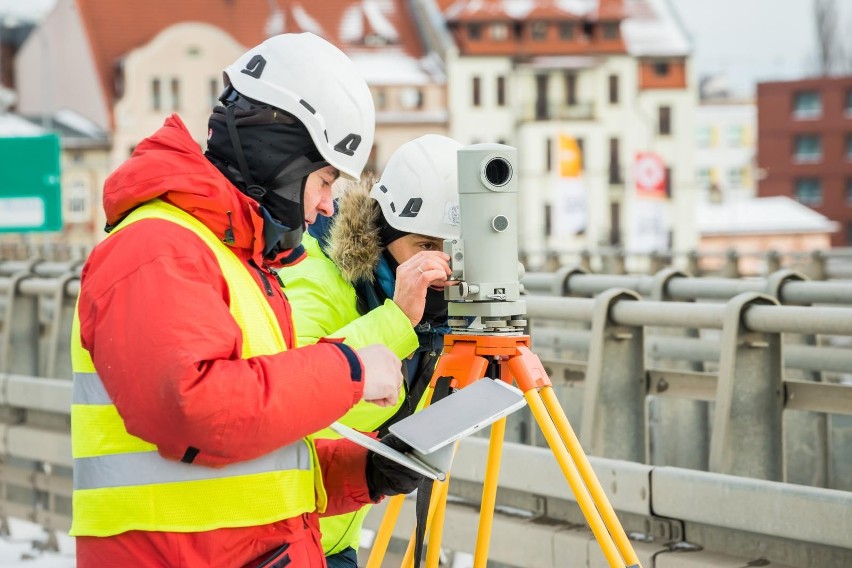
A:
<box><xmin>364</xmin><ymin>332</ymin><xmax>642</xmax><ymax>568</ymax></box>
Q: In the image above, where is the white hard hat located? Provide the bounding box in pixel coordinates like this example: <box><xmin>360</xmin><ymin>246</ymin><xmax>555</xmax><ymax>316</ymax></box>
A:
<box><xmin>370</xmin><ymin>135</ymin><xmax>463</xmax><ymax>240</ymax></box>
<box><xmin>224</xmin><ymin>33</ymin><xmax>375</xmax><ymax>181</ymax></box>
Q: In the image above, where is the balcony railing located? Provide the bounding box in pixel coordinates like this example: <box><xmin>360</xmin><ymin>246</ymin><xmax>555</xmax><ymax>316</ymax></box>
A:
<box><xmin>520</xmin><ymin>100</ymin><xmax>595</xmax><ymax>122</ymax></box>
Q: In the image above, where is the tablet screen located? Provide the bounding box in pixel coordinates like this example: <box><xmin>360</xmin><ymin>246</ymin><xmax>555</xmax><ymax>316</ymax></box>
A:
<box><xmin>389</xmin><ymin>379</ymin><xmax>526</xmax><ymax>454</ymax></box>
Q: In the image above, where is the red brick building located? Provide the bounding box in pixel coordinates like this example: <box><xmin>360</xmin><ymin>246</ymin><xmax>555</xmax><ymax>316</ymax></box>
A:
<box><xmin>756</xmin><ymin>77</ymin><xmax>852</xmax><ymax>246</ymax></box>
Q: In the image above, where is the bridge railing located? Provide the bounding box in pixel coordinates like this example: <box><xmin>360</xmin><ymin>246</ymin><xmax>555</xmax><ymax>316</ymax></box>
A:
<box><xmin>0</xmin><ymin>259</ymin><xmax>850</xmax><ymax>565</ymax></box>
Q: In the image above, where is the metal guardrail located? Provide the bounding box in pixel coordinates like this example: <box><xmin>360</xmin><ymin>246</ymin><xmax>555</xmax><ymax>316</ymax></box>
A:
<box><xmin>0</xmin><ymin>259</ymin><xmax>850</xmax><ymax>566</ymax></box>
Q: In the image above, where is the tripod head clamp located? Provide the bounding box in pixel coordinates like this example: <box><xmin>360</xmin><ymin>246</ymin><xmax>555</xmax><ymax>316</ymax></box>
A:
<box><xmin>444</xmin><ymin>143</ymin><xmax>527</xmax><ymax>334</ymax></box>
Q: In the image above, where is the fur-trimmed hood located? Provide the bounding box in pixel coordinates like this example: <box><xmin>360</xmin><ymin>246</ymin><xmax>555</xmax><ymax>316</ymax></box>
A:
<box><xmin>326</xmin><ymin>181</ymin><xmax>383</xmax><ymax>284</ymax></box>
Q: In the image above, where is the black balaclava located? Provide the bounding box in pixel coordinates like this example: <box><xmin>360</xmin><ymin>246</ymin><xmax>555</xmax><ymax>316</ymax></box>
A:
<box><xmin>205</xmin><ymin>87</ymin><xmax>327</xmax><ymax>258</ymax></box>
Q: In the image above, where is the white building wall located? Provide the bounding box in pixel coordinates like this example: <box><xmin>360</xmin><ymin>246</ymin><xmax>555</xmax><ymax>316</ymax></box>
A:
<box><xmin>694</xmin><ymin>103</ymin><xmax>756</xmax><ymax>200</ymax></box>
<box><xmin>446</xmin><ymin>49</ymin><xmax>698</xmax><ymax>267</ymax></box>
<box><xmin>634</xmin><ymin>87</ymin><xmax>698</xmax><ymax>252</ymax></box>
<box><xmin>15</xmin><ymin>0</ymin><xmax>109</xmax><ymax>130</ymax></box>
<box><xmin>111</xmin><ymin>23</ymin><xmax>245</xmax><ymax>170</ymax></box>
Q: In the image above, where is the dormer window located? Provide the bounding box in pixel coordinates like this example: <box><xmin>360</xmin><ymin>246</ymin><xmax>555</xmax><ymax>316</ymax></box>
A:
<box><xmin>559</xmin><ymin>23</ymin><xmax>574</xmax><ymax>40</ymax></box>
<box><xmin>490</xmin><ymin>22</ymin><xmax>508</xmax><ymax>41</ymax></box>
<box><xmin>653</xmin><ymin>61</ymin><xmax>670</xmax><ymax>77</ymax></box>
<box><xmin>469</xmin><ymin>23</ymin><xmax>482</xmax><ymax>40</ymax></box>
<box><xmin>531</xmin><ymin>21</ymin><xmax>547</xmax><ymax>40</ymax></box>
<box><xmin>602</xmin><ymin>22</ymin><xmax>619</xmax><ymax>39</ymax></box>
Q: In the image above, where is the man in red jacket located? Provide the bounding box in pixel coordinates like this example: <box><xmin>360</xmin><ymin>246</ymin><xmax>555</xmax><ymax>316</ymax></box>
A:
<box><xmin>71</xmin><ymin>33</ymin><xmax>422</xmax><ymax>567</ymax></box>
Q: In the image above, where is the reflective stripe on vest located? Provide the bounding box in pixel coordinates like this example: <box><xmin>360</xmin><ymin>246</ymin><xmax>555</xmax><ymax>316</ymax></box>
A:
<box><xmin>70</xmin><ymin>199</ymin><xmax>326</xmax><ymax>537</ymax></box>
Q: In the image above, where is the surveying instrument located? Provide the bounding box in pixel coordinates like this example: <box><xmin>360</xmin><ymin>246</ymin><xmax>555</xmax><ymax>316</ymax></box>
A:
<box><xmin>365</xmin><ymin>144</ymin><xmax>642</xmax><ymax>568</ymax></box>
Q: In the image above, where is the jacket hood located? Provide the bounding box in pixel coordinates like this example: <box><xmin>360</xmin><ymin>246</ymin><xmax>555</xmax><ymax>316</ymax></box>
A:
<box><xmin>103</xmin><ymin>114</ymin><xmax>269</xmax><ymax>260</ymax></box>
<box><xmin>326</xmin><ymin>181</ymin><xmax>382</xmax><ymax>284</ymax></box>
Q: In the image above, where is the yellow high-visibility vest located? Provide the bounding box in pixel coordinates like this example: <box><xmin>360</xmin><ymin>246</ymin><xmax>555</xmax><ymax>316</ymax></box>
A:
<box><xmin>70</xmin><ymin>199</ymin><xmax>326</xmax><ymax>537</ymax></box>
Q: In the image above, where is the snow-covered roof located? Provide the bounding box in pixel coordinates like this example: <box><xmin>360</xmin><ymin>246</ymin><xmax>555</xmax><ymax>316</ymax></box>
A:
<box><xmin>0</xmin><ymin>0</ymin><xmax>56</xmax><ymax>23</ymax></box>
<box><xmin>0</xmin><ymin>113</ymin><xmax>47</xmax><ymax>137</ymax></box>
<box><xmin>621</xmin><ymin>0</ymin><xmax>691</xmax><ymax>57</ymax></box>
<box><xmin>349</xmin><ymin>50</ymin><xmax>446</xmax><ymax>85</ymax></box>
<box><xmin>698</xmin><ymin>196</ymin><xmax>839</xmax><ymax>236</ymax></box>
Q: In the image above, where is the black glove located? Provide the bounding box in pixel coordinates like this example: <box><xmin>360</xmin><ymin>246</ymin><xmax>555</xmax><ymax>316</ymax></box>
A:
<box><xmin>365</xmin><ymin>434</ymin><xmax>427</xmax><ymax>501</ymax></box>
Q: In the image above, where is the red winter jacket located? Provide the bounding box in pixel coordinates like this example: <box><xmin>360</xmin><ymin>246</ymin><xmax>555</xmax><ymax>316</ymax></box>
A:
<box><xmin>75</xmin><ymin>115</ymin><xmax>374</xmax><ymax>568</ymax></box>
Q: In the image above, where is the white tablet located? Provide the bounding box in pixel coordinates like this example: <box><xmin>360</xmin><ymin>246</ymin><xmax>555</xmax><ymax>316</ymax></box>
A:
<box><xmin>329</xmin><ymin>379</ymin><xmax>527</xmax><ymax>481</ymax></box>
<box><xmin>389</xmin><ymin>378</ymin><xmax>527</xmax><ymax>454</ymax></box>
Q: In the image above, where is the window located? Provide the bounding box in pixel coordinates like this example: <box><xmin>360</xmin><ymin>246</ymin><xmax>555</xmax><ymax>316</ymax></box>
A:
<box><xmin>795</xmin><ymin>178</ymin><xmax>822</xmax><ymax>205</ymax></box>
<box><xmin>696</xmin><ymin>126</ymin><xmax>711</xmax><ymax>148</ymax></box>
<box><xmin>576</xmin><ymin>138</ymin><xmax>585</xmax><ymax>168</ymax></box>
<box><xmin>565</xmin><ymin>72</ymin><xmax>577</xmax><ymax>105</ymax></box>
<box><xmin>727</xmin><ymin>125</ymin><xmax>743</xmax><ymax>147</ymax></box>
<box><xmin>535</xmin><ymin>74</ymin><xmax>549</xmax><ymax>120</ymax></box>
<box><xmin>544</xmin><ymin>204</ymin><xmax>552</xmax><ymax>237</ymax></box>
<box><xmin>545</xmin><ymin>137</ymin><xmax>552</xmax><ymax>172</ymax></box>
<box><xmin>496</xmin><ymin>76</ymin><xmax>506</xmax><ymax>106</ymax></box>
<box><xmin>846</xmin><ymin>178</ymin><xmax>852</xmax><ymax>204</ymax></box>
<box><xmin>653</xmin><ymin>61</ymin><xmax>670</xmax><ymax>77</ymax></box>
<box><xmin>847</xmin><ymin>223</ymin><xmax>852</xmax><ymax>246</ymax></box>
<box><xmin>728</xmin><ymin>167</ymin><xmax>742</xmax><ymax>188</ymax></box>
<box><xmin>846</xmin><ymin>90</ymin><xmax>852</xmax><ymax>114</ymax></box>
<box><xmin>151</xmin><ymin>78</ymin><xmax>161</xmax><ymax>111</ymax></box>
<box><xmin>171</xmin><ymin>78</ymin><xmax>181</xmax><ymax>111</ymax></box>
<box><xmin>559</xmin><ymin>23</ymin><xmax>574</xmax><ymax>40</ymax></box>
<box><xmin>696</xmin><ymin>168</ymin><xmax>711</xmax><ymax>189</ymax></box>
<box><xmin>490</xmin><ymin>23</ymin><xmax>508</xmax><ymax>41</ymax></box>
<box><xmin>608</xmin><ymin>137</ymin><xmax>621</xmax><ymax>184</ymax></box>
<box><xmin>209</xmin><ymin>78</ymin><xmax>220</xmax><ymax>109</ymax></box>
<box><xmin>793</xmin><ymin>91</ymin><xmax>821</xmax><ymax>118</ymax></box>
<box><xmin>531</xmin><ymin>21</ymin><xmax>548</xmax><ymax>40</ymax></box>
<box><xmin>658</xmin><ymin>105</ymin><xmax>672</xmax><ymax>136</ymax></box>
<box><xmin>608</xmin><ymin>74</ymin><xmax>619</xmax><ymax>104</ymax></box>
<box><xmin>846</xmin><ymin>134</ymin><xmax>852</xmax><ymax>160</ymax></box>
<box><xmin>399</xmin><ymin>87</ymin><xmax>423</xmax><ymax>109</ymax></box>
<box><xmin>65</xmin><ymin>179</ymin><xmax>90</xmax><ymax>223</ymax></box>
<box><xmin>602</xmin><ymin>23</ymin><xmax>618</xmax><ymax>39</ymax></box>
<box><xmin>665</xmin><ymin>167</ymin><xmax>673</xmax><ymax>198</ymax></box>
<box><xmin>468</xmin><ymin>23</ymin><xmax>482</xmax><ymax>40</ymax></box>
<box><xmin>794</xmin><ymin>134</ymin><xmax>821</xmax><ymax>162</ymax></box>
<box><xmin>375</xmin><ymin>88</ymin><xmax>386</xmax><ymax>109</ymax></box>
<box><xmin>472</xmin><ymin>76</ymin><xmax>481</xmax><ymax>107</ymax></box>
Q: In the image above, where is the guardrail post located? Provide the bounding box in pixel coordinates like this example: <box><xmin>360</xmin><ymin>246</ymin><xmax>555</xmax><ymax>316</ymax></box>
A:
<box><xmin>710</xmin><ymin>292</ymin><xmax>784</xmax><ymax>480</ymax></box>
<box><xmin>40</xmin><ymin>273</ymin><xmax>78</xmax><ymax>380</ymax></box>
<box><xmin>647</xmin><ymin>268</ymin><xmax>709</xmax><ymax>470</ymax></box>
<box><xmin>581</xmin><ymin>288</ymin><xmax>645</xmax><ymax>462</ymax></box>
<box><xmin>765</xmin><ymin>270</ymin><xmax>828</xmax><ymax>488</ymax></box>
<box><xmin>805</xmin><ymin>250</ymin><xmax>827</xmax><ymax>281</ymax></box>
<box><xmin>686</xmin><ymin>250</ymin><xmax>702</xmax><ymax>277</ymax></box>
<box><xmin>721</xmin><ymin>249</ymin><xmax>740</xmax><ymax>278</ymax></box>
<box><xmin>764</xmin><ymin>250</ymin><xmax>781</xmax><ymax>275</ymax></box>
<box><xmin>0</xmin><ymin>272</ymin><xmax>39</xmax><ymax>375</ymax></box>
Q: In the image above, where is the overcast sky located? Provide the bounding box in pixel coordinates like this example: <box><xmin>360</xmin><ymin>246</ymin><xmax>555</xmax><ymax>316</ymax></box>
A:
<box><xmin>670</xmin><ymin>0</ymin><xmax>852</xmax><ymax>97</ymax></box>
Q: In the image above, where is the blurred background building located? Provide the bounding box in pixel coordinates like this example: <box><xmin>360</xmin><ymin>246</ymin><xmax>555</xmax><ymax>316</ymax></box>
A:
<box><xmin>0</xmin><ymin>0</ymin><xmax>849</xmax><ymax>266</ymax></box>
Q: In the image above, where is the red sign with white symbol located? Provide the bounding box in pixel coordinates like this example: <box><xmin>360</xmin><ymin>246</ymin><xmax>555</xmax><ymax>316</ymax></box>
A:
<box><xmin>634</xmin><ymin>152</ymin><xmax>667</xmax><ymax>199</ymax></box>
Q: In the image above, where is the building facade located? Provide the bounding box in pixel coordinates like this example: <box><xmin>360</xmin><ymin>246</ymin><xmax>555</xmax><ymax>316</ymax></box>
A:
<box><xmin>694</xmin><ymin>101</ymin><xmax>756</xmax><ymax>202</ymax></box>
<box><xmin>435</xmin><ymin>0</ymin><xmax>698</xmax><ymax>268</ymax></box>
<box><xmin>756</xmin><ymin>76</ymin><xmax>852</xmax><ymax>247</ymax></box>
<box><xmin>14</xmin><ymin>0</ymin><xmax>448</xmax><ymax>245</ymax></box>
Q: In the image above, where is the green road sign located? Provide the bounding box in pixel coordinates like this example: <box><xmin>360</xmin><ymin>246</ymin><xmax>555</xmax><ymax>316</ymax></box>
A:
<box><xmin>0</xmin><ymin>134</ymin><xmax>62</xmax><ymax>233</ymax></box>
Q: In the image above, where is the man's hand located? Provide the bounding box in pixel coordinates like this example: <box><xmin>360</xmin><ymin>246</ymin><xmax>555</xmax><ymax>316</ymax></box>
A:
<box><xmin>357</xmin><ymin>344</ymin><xmax>403</xmax><ymax>407</ymax></box>
<box><xmin>393</xmin><ymin>251</ymin><xmax>455</xmax><ymax>326</ymax></box>
<box><xmin>365</xmin><ymin>434</ymin><xmax>427</xmax><ymax>501</ymax></box>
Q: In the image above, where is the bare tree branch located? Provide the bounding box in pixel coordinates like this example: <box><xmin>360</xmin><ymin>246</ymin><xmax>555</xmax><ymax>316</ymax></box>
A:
<box><xmin>815</xmin><ymin>0</ymin><xmax>838</xmax><ymax>75</ymax></box>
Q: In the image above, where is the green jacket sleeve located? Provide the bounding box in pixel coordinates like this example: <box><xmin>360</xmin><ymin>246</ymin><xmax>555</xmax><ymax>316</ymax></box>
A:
<box><xmin>282</xmin><ymin>240</ymin><xmax>418</xmax><ymax>359</ymax></box>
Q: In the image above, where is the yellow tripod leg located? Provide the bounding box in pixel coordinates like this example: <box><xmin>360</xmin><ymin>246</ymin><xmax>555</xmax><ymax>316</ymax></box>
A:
<box><xmin>400</xmin><ymin>478</ymin><xmax>452</xmax><ymax>568</ymax></box>
<box><xmin>365</xmin><ymin>493</ymin><xmax>406</xmax><ymax>568</ymax></box>
<box><xmin>525</xmin><ymin>389</ymin><xmax>626</xmax><ymax>568</ymax></box>
<box><xmin>425</xmin><ymin>477</ymin><xmax>451</xmax><ymax>568</ymax></box>
<box><xmin>473</xmin><ymin>415</ymin><xmax>507</xmax><ymax>568</ymax></box>
<box><xmin>540</xmin><ymin>387</ymin><xmax>642</xmax><ymax>567</ymax></box>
